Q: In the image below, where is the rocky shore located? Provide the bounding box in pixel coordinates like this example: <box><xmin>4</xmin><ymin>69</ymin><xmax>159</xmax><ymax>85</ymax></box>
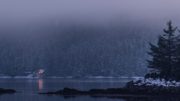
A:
<box><xmin>39</xmin><ymin>78</ymin><xmax>180</xmax><ymax>97</ymax></box>
<box><xmin>0</xmin><ymin>88</ymin><xmax>16</xmax><ymax>94</ymax></box>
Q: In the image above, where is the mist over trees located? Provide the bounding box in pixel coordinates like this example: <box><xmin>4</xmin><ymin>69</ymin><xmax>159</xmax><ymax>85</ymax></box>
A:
<box><xmin>0</xmin><ymin>23</ymin><xmax>158</xmax><ymax>77</ymax></box>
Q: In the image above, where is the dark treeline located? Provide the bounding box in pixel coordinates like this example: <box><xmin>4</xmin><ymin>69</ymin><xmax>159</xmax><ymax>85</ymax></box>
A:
<box><xmin>0</xmin><ymin>24</ymin><xmax>157</xmax><ymax>77</ymax></box>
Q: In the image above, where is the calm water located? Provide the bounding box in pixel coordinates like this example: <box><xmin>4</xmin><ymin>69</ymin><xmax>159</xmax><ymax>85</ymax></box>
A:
<box><xmin>0</xmin><ymin>78</ymin><xmax>130</xmax><ymax>101</ymax></box>
<box><xmin>0</xmin><ymin>78</ymin><xmax>177</xmax><ymax>101</ymax></box>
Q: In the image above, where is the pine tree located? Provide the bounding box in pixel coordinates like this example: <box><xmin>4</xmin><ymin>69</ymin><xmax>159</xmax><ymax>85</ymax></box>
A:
<box><xmin>147</xmin><ymin>21</ymin><xmax>178</xmax><ymax>80</ymax></box>
<box><xmin>173</xmin><ymin>30</ymin><xmax>180</xmax><ymax>80</ymax></box>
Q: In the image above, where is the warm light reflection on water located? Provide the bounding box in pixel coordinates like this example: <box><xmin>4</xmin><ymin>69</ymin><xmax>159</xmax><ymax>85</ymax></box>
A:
<box><xmin>38</xmin><ymin>79</ymin><xmax>43</xmax><ymax>91</ymax></box>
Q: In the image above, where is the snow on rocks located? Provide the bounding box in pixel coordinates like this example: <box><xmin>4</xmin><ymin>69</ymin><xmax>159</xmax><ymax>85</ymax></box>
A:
<box><xmin>131</xmin><ymin>78</ymin><xmax>180</xmax><ymax>87</ymax></box>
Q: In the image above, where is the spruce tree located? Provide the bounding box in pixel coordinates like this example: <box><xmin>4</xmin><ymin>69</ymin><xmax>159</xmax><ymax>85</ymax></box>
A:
<box><xmin>147</xmin><ymin>21</ymin><xmax>178</xmax><ymax>80</ymax></box>
<box><xmin>174</xmin><ymin>30</ymin><xmax>180</xmax><ymax>80</ymax></box>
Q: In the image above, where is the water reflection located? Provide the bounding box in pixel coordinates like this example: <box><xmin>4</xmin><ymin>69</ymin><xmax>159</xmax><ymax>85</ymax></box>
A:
<box><xmin>1</xmin><ymin>78</ymin><xmax>180</xmax><ymax>101</ymax></box>
<box><xmin>0</xmin><ymin>78</ymin><xmax>143</xmax><ymax>101</ymax></box>
<box><xmin>37</xmin><ymin>79</ymin><xmax>43</xmax><ymax>91</ymax></box>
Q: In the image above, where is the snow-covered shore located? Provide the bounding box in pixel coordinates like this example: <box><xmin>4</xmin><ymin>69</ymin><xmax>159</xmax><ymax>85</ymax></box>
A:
<box><xmin>131</xmin><ymin>78</ymin><xmax>180</xmax><ymax>87</ymax></box>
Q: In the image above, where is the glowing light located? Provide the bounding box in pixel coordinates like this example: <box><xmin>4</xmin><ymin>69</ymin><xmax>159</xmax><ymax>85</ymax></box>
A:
<box><xmin>38</xmin><ymin>79</ymin><xmax>43</xmax><ymax>91</ymax></box>
<box><xmin>38</xmin><ymin>69</ymin><xmax>44</xmax><ymax>74</ymax></box>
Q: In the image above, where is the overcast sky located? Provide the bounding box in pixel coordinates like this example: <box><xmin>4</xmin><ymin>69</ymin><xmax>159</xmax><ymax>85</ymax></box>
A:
<box><xmin>0</xmin><ymin>0</ymin><xmax>179</xmax><ymax>27</ymax></box>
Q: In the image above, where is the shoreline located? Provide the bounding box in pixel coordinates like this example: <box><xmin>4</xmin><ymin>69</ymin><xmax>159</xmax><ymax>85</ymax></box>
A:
<box><xmin>0</xmin><ymin>88</ymin><xmax>16</xmax><ymax>95</ymax></box>
<box><xmin>39</xmin><ymin>79</ymin><xmax>180</xmax><ymax>98</ymax></box>
<box><xmin>39</xmin><ymin>87</ymin><xmax>180</xmax><ymax>97</ymax></box>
